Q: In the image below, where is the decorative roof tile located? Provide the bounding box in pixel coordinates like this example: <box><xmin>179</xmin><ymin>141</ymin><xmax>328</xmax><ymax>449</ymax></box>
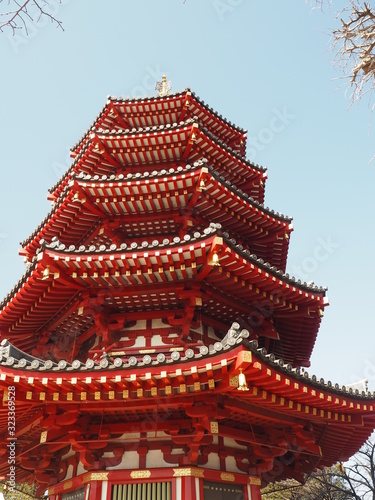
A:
<box><xmin>70</xmin><ymin>88</ymin><xmax>246</xmax><ymax>154</ymax></box>
<box><xmin>50</xmin><ymin>118</ymin><xmax>264</xmax><ymax>200</ymax></box>
<box><xmin>0</xmin><ymin>328</ymin><xmax>372</xmax><ymax>400</ymax></box>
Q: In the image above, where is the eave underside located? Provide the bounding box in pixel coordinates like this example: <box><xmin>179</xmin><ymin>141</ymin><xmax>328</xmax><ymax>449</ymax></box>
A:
<box><xmin>0</xmin><ymin>230</ymin><xmax>326</xmax><ymax>366</ymax></box>
<box><xmin>0</xmin><ymin>341</ymin><xmax>373</xmax><ymax>490</ymax></box>
<box><xmin>22</xmin><ymin>163</ymin><xmax>290</xmax><ymax>271</ymax></box>
<box><xmin>50</xmin><ymin>123</ymin><xmax>265</xmax><ymax>203</ymax></box>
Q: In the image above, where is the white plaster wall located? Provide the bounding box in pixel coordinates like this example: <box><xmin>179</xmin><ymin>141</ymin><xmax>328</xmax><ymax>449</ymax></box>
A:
<box><xmin>225</xmin><ymin>455</ymin><xmax>242</xmax><ymax>474</ymax></box>
<box><xmin>191</xmin><ymin>324</ymin><xmax>203</xmax><ymax>335</ymax></box>
<box><xmin>146</xmin><ymin>431</ymin><xmax>168</xmax><ymax>438</ymax></box>
<box><xmin>152</xmin><ymin>319</ymin><xmax>168</xmax><ymax>329</ymax></box>
<box><xmin>119</xmin><ymin>432</ymin><xmax>140</xmax><ymax>440</ymax></box>
<box><xmin>61</xmin><ymin>446</ymin><xmax>75</xmax><ymax>461</ymax></box>
<box><xmin>133</xmin><ymin>335</ymin><xmax>146</xmax><ymax>347</ymax></box>
<box><xmin>107</xmin><ymin>450</ymin><xmax>139</xmax><ymax>470</ymax></box>
<box><xmin>64</xmin><ymin>463</ymin><xmax>74</xmax><ymax>481</ymax></box>
<box><xmin>127</xmin><ymin>320</ymin><xmax>147</xmax><ymax>330</ymax></box>
<box><xmin>205</xmin><ymin>452</ymin><xmax>220</xmax><ymax>470</ymax></box>
<box><xmin>151</xmin><ymin>334</ymin><xmax>163</xmax><ymax>346</ymax></box>
<box><xmin>60</xmin><ymin>454</ymin><xmax>86</xmax><ymax>482</ymax></box>
<box><xmin>76</xmin><ymin>461</ymin><xmax>87</xmax><ymax>476</ymax></box>
<box><xmin>145</xmin><ymin>449</ymin><xmax>171</xmax><ymax>468</ymax></box>
<box><xmin>207</xmin><ymin>327</ymin><xmax>220</xmax><ymax>341</ymax></box>
<box><xmin>223</xmin><ymin>437</ymin><xmax>247</xmax><ymax>450</ymax></box>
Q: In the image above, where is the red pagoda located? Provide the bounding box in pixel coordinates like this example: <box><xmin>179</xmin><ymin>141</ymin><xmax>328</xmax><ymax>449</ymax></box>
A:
<box><xmin>0</xmin><ymin>77</ymin><xmax>374</xmax><ymax>500</ymax></box>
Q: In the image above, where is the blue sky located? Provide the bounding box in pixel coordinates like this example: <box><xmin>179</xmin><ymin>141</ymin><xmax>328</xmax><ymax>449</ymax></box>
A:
<box><xmin>1</xmin><ymin>1</ymin><xmax>374</xmax><ymax>389</ymax></box>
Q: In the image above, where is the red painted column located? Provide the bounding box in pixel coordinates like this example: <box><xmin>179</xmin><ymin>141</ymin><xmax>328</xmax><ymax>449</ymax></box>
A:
<box><xmin>250</xmin><ymin>483</ymin><xmax>262</xmax><ymax>500</ymax></box>
<box><xmin>198</xmin><ymin>477</ymin><xmax>204</xmax><ymax>499</ymax></box>
<box><xmin>181</xmin><ymin>476</ymin><xmax>196</xmax><ymax>499</ymax></box>
<box><xmin>87</xmin><ymin>480</ymin><xmax>103</xmax><ymax>500</ymax></box>
<box><xmin>175</xmin><ymin>475</ymin><xmax>200</xmax><ymax>499</ymax></box>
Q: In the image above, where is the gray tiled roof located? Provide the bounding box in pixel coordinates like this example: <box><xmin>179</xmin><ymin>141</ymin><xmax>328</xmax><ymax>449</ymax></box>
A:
<box><xmin>50</xmin><ymin>117</ymin><xmax>263</xmax><ymax>198</ymax></box>
<box><xmin>43</xmin><ymin>223</ymin><xmax>324</xmax><ymax>294</ymax></box>
<box><xmin>70</xmin><ymin>88</ymin><xmax>246</xmax><ymax>152</ymax></box>
<box><xmin>0</xmin><ymin>325</ymin><xmax>372</xmax><ymax>400</ymax></box>
<box><xmin>22</xmin><ymin>158</ymin><xmax>281</xmax><ymax>255</ymax></box>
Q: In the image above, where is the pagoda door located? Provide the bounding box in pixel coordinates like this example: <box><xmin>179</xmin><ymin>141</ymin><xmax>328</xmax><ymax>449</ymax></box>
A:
<box><xmin>61</xmin><ymin>487</ymin><xmax>86</xmax><ymax>500</ymax></box>
<box><xmin>111</xmin><ymin>482</ymin><xmax>172</xmax><ymax>499</ymax></box>
<box><xmin>203</xmin><ymin>481</ymin><xmax>244</xmax><ymax>500</ymax></box>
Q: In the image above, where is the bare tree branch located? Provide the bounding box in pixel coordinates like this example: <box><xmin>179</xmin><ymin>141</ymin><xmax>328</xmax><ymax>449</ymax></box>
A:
<box><xmin>0</xmin><ymin>0</ymin><xmax>63</xmax><ymax>34</ymax></box>
<box><xmin>308</xmin><ymin>0</ymin><xmax>333</xmax><ymax>12</ymax></box>
<box><xmin>262</xmin><ymin>440</ymin><xmax>375</xmax><ymax>499</ymax></box>
<box><xmin>331</xmin><ymin>1</ymin><xmax>375</xmax><ymax>108</ymax></box>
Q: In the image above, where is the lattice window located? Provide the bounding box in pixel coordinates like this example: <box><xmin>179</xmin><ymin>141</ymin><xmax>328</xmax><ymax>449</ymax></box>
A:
<box><xmin>112</xmin><ymin>482</ymin><xmax>172</xmax><ymax>500</ymax></box>
<box><xmin>203</xmin><ymin>481</ymin><xmax>244</xmax><ymax>500</ymax></box>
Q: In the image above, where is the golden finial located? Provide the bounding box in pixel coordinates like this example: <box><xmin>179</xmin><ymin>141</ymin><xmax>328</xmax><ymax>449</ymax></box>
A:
<box><xmin>155</xmin><ymin>75</ymin><xmax>172</xmax><ymax>97</ymax></box>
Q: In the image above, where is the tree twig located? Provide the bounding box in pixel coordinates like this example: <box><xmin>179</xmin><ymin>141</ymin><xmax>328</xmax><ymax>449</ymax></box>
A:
<box><xmin>0</xmin><ymin>0</ymin><xmax>63</xmax><ymax>34</ymax></box>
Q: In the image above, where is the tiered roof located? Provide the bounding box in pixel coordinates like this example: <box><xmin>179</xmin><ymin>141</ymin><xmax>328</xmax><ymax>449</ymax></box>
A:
<box><xmin>0</xmin><ymin>326</ymin><xmax>374</xmax><ymax>490</ymax></box>
<box><xmin>0</xmin><ymin>83</ymin><xmax>373</xmax><ymax>493</ymax></box>
<box><xmin>4</xmin><ymin>225</ymin><xmax>325</xmax><ymax>365</ymax></box>
<box><xmin>3</xmin><ymin>87</ymin><xmax>307</xmax><ymax>369</ymax></box>
<box><xmin>48</xmin><ymin>119</ymin><xmax>266</xmax><ymax>203</ymax></box>
<box><xmin>21</xmin><ymin>161</ymin><xmax>290</xmax><ymax>268</ymax></box>
<box><xmin>71</xmin><ymin>89</ymin><xmax>248</xmax><ymax>157</ymax></box>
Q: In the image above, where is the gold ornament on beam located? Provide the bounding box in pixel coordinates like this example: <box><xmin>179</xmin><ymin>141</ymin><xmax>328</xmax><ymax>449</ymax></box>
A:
<box><xmin>93</xmin><ymin>142</ymin><xmax>104</xmax><ymax>154</ymax></box>
<box><xmin>42</xmin><ymin>266</ymin><xmax>50</xmax><ymax>280</ymax></box>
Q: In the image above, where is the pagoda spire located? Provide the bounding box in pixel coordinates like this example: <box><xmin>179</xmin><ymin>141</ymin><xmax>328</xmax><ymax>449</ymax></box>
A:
<box><xmin>155</xmin><ymin>74</ymin><xmax>172</xmax><ymax>96</ymax></box>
